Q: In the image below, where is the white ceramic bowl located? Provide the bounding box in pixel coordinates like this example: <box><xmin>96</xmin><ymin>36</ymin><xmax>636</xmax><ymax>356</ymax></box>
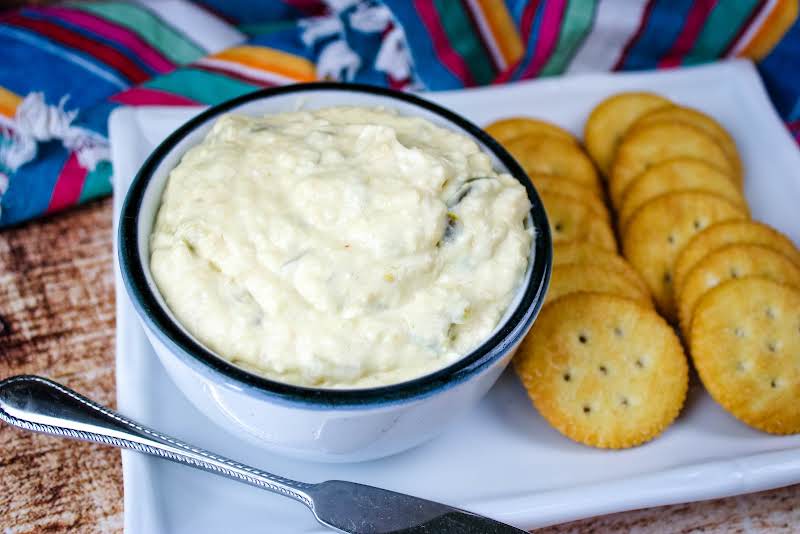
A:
<box><xmin>118</xmin><ymin>83</ymin><xmax>551</xmax><ymax>463</ymax></box>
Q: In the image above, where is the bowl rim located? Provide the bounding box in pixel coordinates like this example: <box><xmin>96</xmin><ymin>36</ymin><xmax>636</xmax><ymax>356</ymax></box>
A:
<box><xmin>118</xmin><ymin>82</ymin><xmax>552</xmax><ymax>407</ymax></box>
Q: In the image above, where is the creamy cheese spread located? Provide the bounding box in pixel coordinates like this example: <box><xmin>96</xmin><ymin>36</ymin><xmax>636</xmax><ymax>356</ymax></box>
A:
<box><xmin>150</xmin><ymin>106</ymin><xmax>533</xmax><ymax>388</ymax></box>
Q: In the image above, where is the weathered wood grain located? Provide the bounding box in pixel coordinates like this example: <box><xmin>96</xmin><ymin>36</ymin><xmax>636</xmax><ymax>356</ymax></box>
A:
<box><xmin>0</xmin><ymin>199</ymin><xmax>122</xmax><ymax>533</ymax></box>
<box><xmin>0</xmin><ymin>199</ymin><xmax>797</xmax><ymax>533</ymax></box>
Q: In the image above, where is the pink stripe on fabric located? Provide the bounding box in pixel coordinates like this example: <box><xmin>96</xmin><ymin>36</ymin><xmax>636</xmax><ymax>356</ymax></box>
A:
<box><xmin>788</xmin><ymin>119</ymin><xmax>800</xmax><ymax>143</ymax></box>
<box><xmin>32</xmin><ymin>6</ymin><xmax>174</xmax><ymax>73</ymax></box>
<box><xmin>521</xmin><ymin>0</ymin><xmax>568</xmax><ymax>79</ymax></box>
<box><xmin>520</xmin><ymin>0</ymin><xmax>542</xmax><ymax>42</ymax></box>
<box><xmin>109</xmin><ymin>87</ymin><xmax>199</xmax><ymax>106</ymax></box>
<box><xmin>281</xmin><ymin>0</ymin><xmax>328</xmax><ymax>16</ymax></box>
<box><xmin>413</xmin><ymin>0</ymin><xmax>476</xmax><ymax>86</ymax></box>
<box><xmin>658</xmin><ymin>0</ymin><xmax>719</xmax><ymax>68</ymax></box>
<box><xmin>46</xmin><ymin>153</ymin><xmax>87</xmax><ymax>214</ymax></box>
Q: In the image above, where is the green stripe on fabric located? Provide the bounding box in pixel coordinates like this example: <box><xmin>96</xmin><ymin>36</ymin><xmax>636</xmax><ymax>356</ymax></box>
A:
<box><xmin>66</xmin><ymin>2</ymin><xmax>204</xmax><ymax>64</ymax></box>
<box><xmin>78</xmin><ymin>160</ymin><xmax>112</xmax><ymax>202</ymax></box>
<box><xmin>433</xmin><ymin>0</ymin><xmax>495</xmax><ymax>85</ymax></box>
<box><xmin>0</xmin><ymin>135</ymin><xmax>13</xmax><ymax>173</ymax></box>
<box><xmin>143</xmin><ymin>68</ymin><xmax>259</xmax><ymax>105</ymax></box>
<box><xmin>237</xmin><ymin>20</ymin><xmax>297</xmax><ymax>37</ymax></box>
<box><xmin>539</xmin><ymin>0</ymin><xmax>597</xmax><ymax>76</ymax></box>
<box><xmin>683</xmin><ymin>0</ymin><xmax>760</xmax><ymax>65</ymax></box>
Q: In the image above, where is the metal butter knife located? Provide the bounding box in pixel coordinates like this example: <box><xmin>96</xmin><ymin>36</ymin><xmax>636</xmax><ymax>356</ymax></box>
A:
<box><xmin>0</xmin><ymin>375</ymin><xmax>526</xmax><ymax>534</ymax></box>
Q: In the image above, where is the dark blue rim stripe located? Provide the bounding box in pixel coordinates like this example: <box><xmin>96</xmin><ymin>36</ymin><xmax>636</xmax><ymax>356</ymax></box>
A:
<box><xmin>118</xmin><ymin>82</ymin><xmax>552</xmax><ymax>407</ymax></box>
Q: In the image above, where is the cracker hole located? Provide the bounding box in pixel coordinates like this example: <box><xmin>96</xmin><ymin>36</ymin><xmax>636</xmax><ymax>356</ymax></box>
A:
<box><xmin>734</xmin><ymin>327</ymin><xmax>745</xmax><ymax>338</ymax></box>
<box><xmin>667</xmin><ymin>234</ymin><xmax>676</xmax><ymax>244</ymax></box>
<box><xmin>554</xmin><ymin>222</ymin><xmax>564</xmax><ymax>233</ymax></box>
<box><xmin>613</xmin><ymin>327</ymin><xmax>623</xmax><ymax>337</ymax></box>
<box><xmin>765</xmin><ymin>307</ymin><xmax>776</xmax><ymax>319</ymax></box>
<box><xmin>563</xmin><ymin>372</ymin><xmax>571</xmax><ymax>382</ymax></box>
<box><xmin>767</xmin><ymin>341</ymin><xmax>779</xmax><ymax>353</ymax></box>
<box><xmin>621</xmin><ymin>397</ymin><xmax>629</xmax><ymax>407</ymax></box>
<box><xmin>693</xmin><ymin>219</ymin><xmax>702</xmax><ymax>230</ymax></box>
<box><xmin>663</xmin><ymin>271</ymin><xmax>672</xmax><ymax>285</ymax></box>
<box><xmin>736</xmin><ymin>361</ymin><xmax>745</xmax><ymax>372</ymax></box>
<box><xmin>583</xmin><ymin>405</ymin><xmax>591</xmax><ymax>414</ymax></box>
<box><xmin>635</xmin><ymin>358</ymin><xmax>645</xmax><ymax>369</ymax></box>
<box><xmin>771</xmin><ymin>379</ymin><xmax>780</xmax><ymax>389</ymax></box>
<box><xmin>730</xmin><ymin>267</ymin><xmax>740</xmax><ymax>279</ymax></box>
<box><xmin>578</xmin><ymin>334</ymin><xmax>588</xmax><ymax>344</ymax></box>
<box><xmin>598</xmin><ymin>365</ymin><xmax>608</xmax><ymax>375</ymax></box>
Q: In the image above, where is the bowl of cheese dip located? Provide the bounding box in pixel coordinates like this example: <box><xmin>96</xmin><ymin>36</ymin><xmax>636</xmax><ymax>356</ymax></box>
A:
<box><xmin>119</xmin><ymin>83</ymin><xmax>551</xmax><ymax>462</ymax></box>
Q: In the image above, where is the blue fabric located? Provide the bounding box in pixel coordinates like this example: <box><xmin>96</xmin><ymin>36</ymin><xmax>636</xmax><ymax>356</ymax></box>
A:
<box><xmin>620</xmin><ymin>0</ymin><xmax>696</xmax><ymax>70</ymax></box>
<box><xmin>1</xmin><ymin>0</ymin><xmax>799</xmax><ymax>229</ymax></box>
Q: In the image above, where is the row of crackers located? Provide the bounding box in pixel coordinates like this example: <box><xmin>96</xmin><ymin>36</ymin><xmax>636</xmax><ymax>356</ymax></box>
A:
<box><xmin>486</xmin><ymin>113</ymin><xmax>687</xmax><ymax>449</ymax></box>
<box><xmin>593</xmin><ymin>93</ymin><xmax>799</xmax><ymax>438</ymax></box>
<box><xmin>484</xmin><ymin>94</ymin><xmax>800</xmax><ymax>448</ymax></box>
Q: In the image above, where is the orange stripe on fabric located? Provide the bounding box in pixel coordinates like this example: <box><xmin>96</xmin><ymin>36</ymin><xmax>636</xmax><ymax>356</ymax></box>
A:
<box><xmin>476</xmin><ymin>0</ymin><xmax>525</xmax><ymax>66</ymax></box>
<box><xmin>211</xmin><ymin>46</ymin><xmax>316</xmax><ymax>82</ymax></box>
<box><xmin>738</xmin><ymin>0</ymin><xmax>798</xmax><ymax>60</ymax></box>
<box><xmin>0</xmin><ymin>86</ymin><xmax>22</xmax><ymax>118</ymax></box>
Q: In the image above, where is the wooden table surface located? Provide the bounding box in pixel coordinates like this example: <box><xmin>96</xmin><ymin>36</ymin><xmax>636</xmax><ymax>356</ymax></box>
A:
<box><xmin>0</xmin><ymin>198</ymin><xmax>798</xmax><ymax>532</ymax></box>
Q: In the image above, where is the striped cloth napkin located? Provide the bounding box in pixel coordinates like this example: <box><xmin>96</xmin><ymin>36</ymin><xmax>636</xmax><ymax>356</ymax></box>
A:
<box><xmin>0</xmin><ymin>0</ymin><xmax>798</xmax><ymax>228</ymax></box>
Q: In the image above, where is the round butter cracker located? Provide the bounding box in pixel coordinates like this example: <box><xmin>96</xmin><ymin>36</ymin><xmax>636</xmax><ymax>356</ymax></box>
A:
<box><xmin>506</xmin><ymin>135</ymin><xmax>601</xmax><ymax>194</ymax></box>
<box><xmin>514</xmin><ymin>293</ymin><xmax>688</xmax><ymax>448</ymax></box>
<box><xmin>622</xmin><ymin>191</ymin><xmax>748</xmax><ymax>320</ymax></box>
<box><xmin>547</xmin><ymin>263</ymin><xmax>652</xmax><ymax>307</ymax></box>
<box><xmin>485</xmin><ymin>117</ymin><xmax>577</xmax><ymax>146</ymax></box>
<box><xmin>584</xmin><ymin>92</ymin><xmax>672</xmax><ymax>177</ymax></box>
<box><xmin>618</xmin><ymin>158</ymin><xmax>747</xmax><ymax>232</ymax></box>
<box><xmin>532</xmin><ymin>174</ymin><xmax>609</xmax><ymax>221</ymax></box>
<box><xmin>540</xmin><ymin>191</ymin><xmax>617</xmax><ymax>251</ymax></box>
<box><xmin>677</xmin><ymin>244</ymin><xmax>800</xmax><ymax>336</ymax></box>
<box><xmin>632</xmin><ymin>106</ymin><xmax>742</xmax><ymax>187</ymax></box>
<box><xmin>610</xmin><ymin>122</ymin><xmax>735</xmax><ymax>208</ymax></box>
<box><xmin>674</xmin><ymin>220</ymin><xmax>800</xmax><ymax>294</ymax></box>
<box><xmin>690</xmin><ymin>277</ymin><xmax>800</xmax><ymax>434</ymax></box>
<box><xmin>554</xmin><ymin>242</ymin><xmax>649</xmax><ymax>294</ymax></box>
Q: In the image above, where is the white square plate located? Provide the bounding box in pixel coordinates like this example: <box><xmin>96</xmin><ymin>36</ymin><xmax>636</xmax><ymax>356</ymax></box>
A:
<box><xmin>111</xmin><ymin>60</ymin><xmax>800</xmax><ymax>533</ymax></box>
